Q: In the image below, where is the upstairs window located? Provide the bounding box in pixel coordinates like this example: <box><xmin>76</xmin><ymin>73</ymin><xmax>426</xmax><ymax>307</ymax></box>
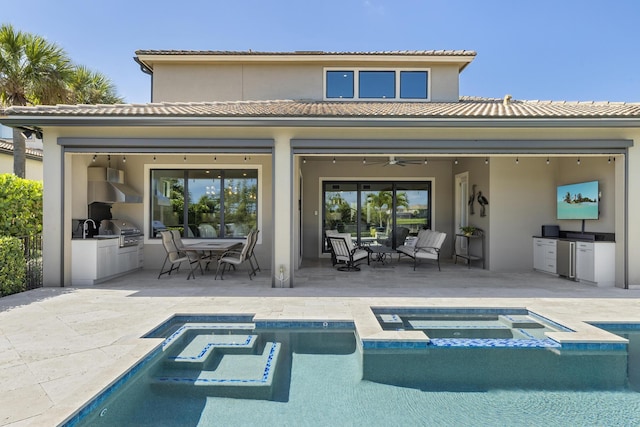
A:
<box><xmin>400</xmin><ymin>71</ymin><xmax>428</xmax><ymax>99</ymax></box>
<box><xmin>326</xmin><ymin>71</ymin><xmax>354</xmax><ymax>99</ymax></box>
<box><xmin>359</xmin><ymin>71</ymin><xmax>395</xmax><ymax>99</ymax></box>
<box><xmin>325</xmin><ymin>68</ymin><xmax>429</xmax><ymax>101</ymax></box>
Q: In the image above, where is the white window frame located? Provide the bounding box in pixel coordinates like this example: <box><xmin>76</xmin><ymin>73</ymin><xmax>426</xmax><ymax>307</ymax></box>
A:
<box><xmin>323</xmin><ymin>67</ymin><xmax>431</xmax><ymax>101</ymax></box>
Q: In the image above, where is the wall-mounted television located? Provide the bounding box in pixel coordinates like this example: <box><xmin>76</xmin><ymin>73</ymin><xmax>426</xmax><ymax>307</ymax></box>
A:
<box><xmin>557</xmin><ymin>180</ymin><xmax>599</xmax><ymax>220</ymax></box>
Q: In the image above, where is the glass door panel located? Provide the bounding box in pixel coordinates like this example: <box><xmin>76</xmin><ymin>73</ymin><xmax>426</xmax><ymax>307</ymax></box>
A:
<box><xmin>361</xmin><ymin>183</ymin><xmax>393</xmax><ymax>246</ymax></box>
<box><xmin>395</xmin><ymin>182</ymin><xmax>430</xmax><ymax>238</ymax></box>
<box><xmin>323</xmin><ymin>182</ymin><xmax>358</xmax><ymax>250</ymax></box>
<box><xmin>322</xmin><ymin>181</ymin><xmax>431</xmax><ymax>253</ymax></box>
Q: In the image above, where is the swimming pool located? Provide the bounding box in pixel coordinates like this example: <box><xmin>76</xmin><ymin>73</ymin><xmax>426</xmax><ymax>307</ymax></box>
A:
<box><xmin>63</xmin><ymin>313</ymin><xmax>640</xmax><ymax>426</ymax></box>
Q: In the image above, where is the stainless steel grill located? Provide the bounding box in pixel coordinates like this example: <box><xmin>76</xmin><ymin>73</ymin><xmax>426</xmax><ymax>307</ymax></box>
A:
<box><xmin>99</xmin><ymin>219</ymin><xmax>143</xmax><ymax>247</ymax></box>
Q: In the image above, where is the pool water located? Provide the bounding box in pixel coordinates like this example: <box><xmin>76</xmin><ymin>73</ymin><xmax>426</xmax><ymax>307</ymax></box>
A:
<box><xmin>66</xmin><ymin>318</ymin><xmax>640</xmax><ymax>427</ymax></box>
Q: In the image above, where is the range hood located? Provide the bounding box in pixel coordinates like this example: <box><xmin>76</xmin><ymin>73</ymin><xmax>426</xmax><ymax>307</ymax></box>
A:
<box><xmin>87</xmin><ymin>167</ymin><xmax>143</xmax><ymax>204</ymax></box>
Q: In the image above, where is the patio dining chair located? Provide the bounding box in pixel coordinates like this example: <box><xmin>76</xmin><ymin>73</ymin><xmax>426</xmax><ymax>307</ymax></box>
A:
<box><xmin>214</xmin><ymin>230</ymin><xmax>257</xmax><ymax>280</ymax></box>
<box><xmin>158</xmin><ymin>230</ymin><xmax>200</xmax><ymax>280</ymax></box>
<box><xmin>247</xmin><ymin>229</ymin><xmax>261</xmax><ymax>274</ymax></box>
<box><xmin>169</xmin><ymin>229</ymin><xmax>207</xmax><ymax>273</ymax></box>
<box><xmin>327</xmin><ymin>233</ymin><xmax>370</xmax><ymax>271</ymax></box>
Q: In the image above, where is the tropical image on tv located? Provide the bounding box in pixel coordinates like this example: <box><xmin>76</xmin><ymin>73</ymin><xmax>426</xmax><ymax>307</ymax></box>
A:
<box><xmin>557</xmin><ymin>180</ymin><xmax>599</xmax><ymax>220</ymax></box>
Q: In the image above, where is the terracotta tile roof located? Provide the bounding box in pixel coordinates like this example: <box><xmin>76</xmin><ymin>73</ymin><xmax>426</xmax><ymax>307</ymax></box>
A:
<box><xmin>135</xmin><ymin>49</ymin><xmax>477</xmax><ymax>57</ymax></box>
<box><xmin>4</xmin><ymin>98</ymin><xmax>640</xmax><ymax>120</ymax></box>
<box><xmin>0</xmin><ymin>138</ymin><xmax>43</xmax><ymax>159</ymax></box>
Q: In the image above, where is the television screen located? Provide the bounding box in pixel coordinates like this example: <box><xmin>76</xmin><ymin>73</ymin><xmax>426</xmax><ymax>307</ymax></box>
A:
<box><xmin>557</xmin><ymin>180</ymin><xmax>599</xmax><ymax>220</ymax></box>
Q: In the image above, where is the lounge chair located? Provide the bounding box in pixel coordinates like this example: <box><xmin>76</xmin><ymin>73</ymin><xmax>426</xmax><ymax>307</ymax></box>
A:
<box><xmin>325</xmin><ymin>229</ymin><xmax>340</xmax><ymax>265</ymax></box>
<box><xmin>327</xmin><ymin>233</ymin><xmax>370</xmax><ymax>271</ymax></box>
<box><xmin>396</xmin><ymin>229</ymin><xmax>447</xmax><ymax>271</ymax></box>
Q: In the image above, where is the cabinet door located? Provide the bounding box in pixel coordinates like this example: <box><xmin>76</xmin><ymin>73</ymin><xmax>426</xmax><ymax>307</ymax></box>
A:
<box><xmin>576</xmin><ymin>242</ymin><xmax>595</xmax><ymax>282</ymax></box>
<box><xmin>533</xmin><ymin>239</ymin><xmax>545</xmax><ymax>270</ymax></box>
<box><xmin>97</xmin><ymin>246</ymin><xmax>111</xmax><ymax>278</ymax></box>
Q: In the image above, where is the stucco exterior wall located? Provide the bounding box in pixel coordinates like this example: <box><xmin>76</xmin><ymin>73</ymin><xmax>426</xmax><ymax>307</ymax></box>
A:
<box><xmin>151</xmin><ymin>63</ymin><xmax>460</xmax><ymax>102</ymax></box>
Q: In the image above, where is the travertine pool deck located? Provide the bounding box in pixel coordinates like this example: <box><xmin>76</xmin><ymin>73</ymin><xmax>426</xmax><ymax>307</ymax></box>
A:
<box><xmin>2</xmin><ymin>260</ymin><xmax>640</xmax><ymax>426</ymax></box>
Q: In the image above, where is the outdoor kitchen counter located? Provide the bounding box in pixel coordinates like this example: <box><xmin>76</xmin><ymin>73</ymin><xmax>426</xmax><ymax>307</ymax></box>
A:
<box><xmin>71</xmin><ymin>237</ymin><xmax>143</xmax><ymax>285</ymax></box>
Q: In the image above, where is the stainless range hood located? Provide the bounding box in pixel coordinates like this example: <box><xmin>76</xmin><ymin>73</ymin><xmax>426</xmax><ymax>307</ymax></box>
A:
<box><xmin>88</xmin><ymin>167</ymin><xmax>143</xmax><ymax>204</ymax></box>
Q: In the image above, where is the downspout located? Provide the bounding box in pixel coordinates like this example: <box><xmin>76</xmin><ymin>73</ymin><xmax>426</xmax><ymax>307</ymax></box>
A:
<box><xmin>133</xmin><ymin>57</ymin><xmax>154</xmax><ymax>103</ymax></box>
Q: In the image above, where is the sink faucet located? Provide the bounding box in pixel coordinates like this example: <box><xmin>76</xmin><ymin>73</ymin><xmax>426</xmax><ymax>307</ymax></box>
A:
<box><xmin>83</xmin><ymin>219</ymin><xmax>96</xmax><ymax>239</ymax></box>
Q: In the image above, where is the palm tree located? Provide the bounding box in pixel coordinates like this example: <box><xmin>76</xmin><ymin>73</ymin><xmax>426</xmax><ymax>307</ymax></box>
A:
<box><xmin>68</xmin><ymin>65</ymin><xmax>122</xmax><ymax>104</ymax></box>
<box><xmin>0</xmin><ymin>24</ymin><xmax>123</xmax><ymax>177</ymax></box>
<box><xmin>0</xmin><ymin>24</ymin><xmax>73</xmax><ymax>177</ymax></box>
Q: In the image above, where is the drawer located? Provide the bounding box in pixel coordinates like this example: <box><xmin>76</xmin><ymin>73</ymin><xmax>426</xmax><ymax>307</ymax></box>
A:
<box><xmin>576</xmin><ymin>242</ymin><xmax>593</xmax><ymax>250</ymax></box>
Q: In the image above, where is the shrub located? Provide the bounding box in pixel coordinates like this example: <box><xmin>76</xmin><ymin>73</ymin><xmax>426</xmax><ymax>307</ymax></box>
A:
<box><xmin>0</xmin><ymin>236</ymin><xmax>26</xmax><ymax>296</ymax></box>
<box><xmin>0</xmin><ymin>174</ymin><xmax>43</xmax><ymax>236</ymax></box>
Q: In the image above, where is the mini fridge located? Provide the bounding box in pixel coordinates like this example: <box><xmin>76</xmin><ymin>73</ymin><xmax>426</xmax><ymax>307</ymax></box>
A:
<box><xmin>557</xmin><ymin>240</ymin><xmax>576</xmax><ymax>279</ymax></box>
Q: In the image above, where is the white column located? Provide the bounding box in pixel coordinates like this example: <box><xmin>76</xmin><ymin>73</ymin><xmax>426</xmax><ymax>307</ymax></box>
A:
<box><xmin>272</xmin><ymin>134</ymin><xmax>293</xmax><ymax>287</ymax></box>
<box><xmin>42</xmin><ymin>131</ymin><xmax>64</xmax><ymax>287</ymax></box>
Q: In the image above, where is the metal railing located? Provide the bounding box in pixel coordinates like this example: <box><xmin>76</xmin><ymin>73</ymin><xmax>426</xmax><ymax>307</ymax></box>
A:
<box><xmin>20</xmin><ymin>234</ymin><xmax>43</xmax><ymax>290</ymax></box>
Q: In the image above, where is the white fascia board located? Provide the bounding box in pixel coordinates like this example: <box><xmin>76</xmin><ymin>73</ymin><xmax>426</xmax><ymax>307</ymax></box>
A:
<box><xmin>136</xmin><ymin>53</ymin><xmax>475</xmax><ymax>69</ymax></box>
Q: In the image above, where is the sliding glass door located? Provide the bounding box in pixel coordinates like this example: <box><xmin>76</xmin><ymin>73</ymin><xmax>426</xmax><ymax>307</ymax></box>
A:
<box><xmin>322</xmin><ymin>180</ymin><xmax>431</xmax><ymax>252</ymax></box>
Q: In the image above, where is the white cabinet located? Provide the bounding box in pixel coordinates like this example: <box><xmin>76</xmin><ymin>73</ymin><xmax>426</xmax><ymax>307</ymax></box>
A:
<box><xmin>71</xmin><ymin>238</ymin><xmax>144</xmax><ymax>285</ymax></box>
<box><xmin>533</xmin><ymin>238</ymin><xmax>557</xmax><ymax>274</ymax></box>
<box><xmin>575</xmin><ymin>241</ymin><xmax>615</xmax><ymax>287</ymax></box>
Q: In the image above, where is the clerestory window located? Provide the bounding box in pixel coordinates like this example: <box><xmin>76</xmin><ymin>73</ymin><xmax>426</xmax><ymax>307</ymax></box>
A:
<box><xmin>324</xmin><ymin>68</ymin><xmax>429</xmax><ymax>101</ymax></box>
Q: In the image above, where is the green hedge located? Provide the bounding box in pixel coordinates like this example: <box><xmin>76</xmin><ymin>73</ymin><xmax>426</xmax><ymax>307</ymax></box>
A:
<box><xmin>0</xmin><ymin>236</ymin><xmax>26</xmax><ymax>296</ymax></box>
<box><xmin>0</xmin><ymin>174</ymin><xmax>43</xmax><ymax>236</ymax></box>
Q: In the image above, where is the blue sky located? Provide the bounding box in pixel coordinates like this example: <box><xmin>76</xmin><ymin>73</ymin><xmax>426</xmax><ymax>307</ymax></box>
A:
<box><xmin>3</xmin><ymin>0</ymin><xmax>640</xmax><ymax>104</ymax></box>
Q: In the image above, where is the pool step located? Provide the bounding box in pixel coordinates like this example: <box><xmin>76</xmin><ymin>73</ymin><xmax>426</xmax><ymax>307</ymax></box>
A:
<box><xmin>498</xmin><ymin>315</ymin><xmax>545</xmax><ymax>329</ymax></box>
<box><xmin>152</xmin><ymin>341</ymin><xmax>281</xmax><ymax>400</ymax></box>
<box><xmin>166</xmin><ymin>334</ymin><xmax>258</xmax><ymax>367</ymax></box>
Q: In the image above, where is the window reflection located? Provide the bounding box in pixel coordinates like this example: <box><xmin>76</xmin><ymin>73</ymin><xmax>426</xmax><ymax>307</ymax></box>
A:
<box><xmin>359</xmin><ymin>71</ymin><xmax>395</xmax><ymax>99</ymax></box>
<box><xmin>400</xmin><ymin>71</ymin><xmax>428</xmax><ymax>99</ymax></box>
<box><xmin>151</xmin><ymin>169</ymin><xmax>257</xmax><ymax>239</ymax></box>
<box><xmin>326</xmin><ymin>71</ymin><xmax>354</xmax><ymax>98</ymax></box>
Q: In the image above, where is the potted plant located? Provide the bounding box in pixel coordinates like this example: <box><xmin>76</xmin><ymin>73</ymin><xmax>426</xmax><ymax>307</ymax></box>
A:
<box><xmin>460</xmin><ymin>226</ymin><xmax>477</xmax><ymax>236</ymax></box>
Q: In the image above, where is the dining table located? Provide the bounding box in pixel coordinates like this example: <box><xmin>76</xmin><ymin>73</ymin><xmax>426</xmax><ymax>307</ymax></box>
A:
<box><xmin>184</xmin><ymin>241</ymin><xmax>244</xmax><ymax>270</ymax></box>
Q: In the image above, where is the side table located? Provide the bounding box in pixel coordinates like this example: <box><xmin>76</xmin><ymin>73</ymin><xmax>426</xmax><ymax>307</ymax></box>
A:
<box><xmin>454</xmin><ymin>231</ymin><xmax>485</xmax><ymax>268</ymax></box>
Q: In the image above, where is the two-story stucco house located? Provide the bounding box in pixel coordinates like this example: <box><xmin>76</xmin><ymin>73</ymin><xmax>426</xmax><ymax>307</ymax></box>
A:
<box><xmin>1</xmin><ymin>50</ymin><xmax>639</xmax><ymax>288</ymax></box>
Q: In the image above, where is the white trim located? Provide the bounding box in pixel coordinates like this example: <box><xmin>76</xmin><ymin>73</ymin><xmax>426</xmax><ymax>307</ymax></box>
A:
<box><xmin>143</xmin><ymin>163</ymin><xmax>263</xmax><ymax>245</ymax></box>
<box><xmin>323</xmin><ymin>67</ymin><xmax>431</xmax><ymax>101</ymax></box>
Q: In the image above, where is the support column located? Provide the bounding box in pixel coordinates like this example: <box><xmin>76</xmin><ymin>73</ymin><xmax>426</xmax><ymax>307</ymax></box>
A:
<box><xmin>272</xmin><ymin>135</ymin><xmax>293</xmax><ymax>287</ymax></box>
<box><xmin>42</xmin><ymin>131</ymin><xmax>64</xmax><ymax>287</ymax></box>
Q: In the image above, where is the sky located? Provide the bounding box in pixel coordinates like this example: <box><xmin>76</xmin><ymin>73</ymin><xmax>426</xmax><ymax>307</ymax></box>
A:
<box><xmin>3</xmin><ymin>0</ymin><xmax>640</xmax><ymax>104</ymax></box>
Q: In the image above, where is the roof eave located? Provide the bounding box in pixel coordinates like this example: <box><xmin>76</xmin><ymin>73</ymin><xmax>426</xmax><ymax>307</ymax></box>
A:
<box><xmin>3</xmin><ymin>115</ymin><xmax>640</xmax><ymax>129</ymax></box>
<box><xmin>134</xmin><ymin>52</ymin><xmax>476</xmax><ymax>73</ymax></box>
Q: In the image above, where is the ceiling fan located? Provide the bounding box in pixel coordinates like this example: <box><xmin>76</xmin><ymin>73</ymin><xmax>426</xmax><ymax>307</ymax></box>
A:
<box><xmin>365</xmin><ymin>156</ymin><xmax>424</xmax><ymax>167</ymax></box>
